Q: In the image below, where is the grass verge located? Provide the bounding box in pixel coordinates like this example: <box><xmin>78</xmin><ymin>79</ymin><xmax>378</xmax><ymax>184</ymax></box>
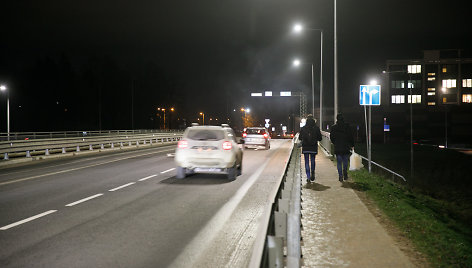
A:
<box><xmin>350</xmin><ymin>169</ymin><xmax>472</xmax><ymax>267</ymax></box>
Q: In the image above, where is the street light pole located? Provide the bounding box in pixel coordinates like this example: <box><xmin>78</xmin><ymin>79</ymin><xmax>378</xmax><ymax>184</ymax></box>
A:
<box><xmin>334</xmin><ymin>0</ymin><xmax>338</xmax><ymax>121</ymax></box>
<box><xmin>292</xmin><ymin>24</ymin><xmax>323</xmax><ymax>127</ymax></box>
<box><xmin>0</xmin><ymin>85</ymin><xmax>9</xmax><ymax>141</ymax></box>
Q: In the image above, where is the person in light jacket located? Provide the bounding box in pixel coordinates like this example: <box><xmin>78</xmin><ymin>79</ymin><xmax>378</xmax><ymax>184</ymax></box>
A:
<box><xmin>299</xmin><ymin>115</ymin><xmax>322</xmax><ymax>182</ymax></box>
<box><xmin>330</xmin><ymin>113</ymin><xmax>355</xmax><ymax>182</ymax></box>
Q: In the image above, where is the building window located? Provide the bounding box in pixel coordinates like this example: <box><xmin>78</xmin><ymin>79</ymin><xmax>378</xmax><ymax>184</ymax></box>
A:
<box><xmin>391</xmin><ymin>80</ymin><xmax>404</xmax><ymax>88</ymax></box>
<box><xmin>427</xmin><ymin>72</ymin><xmax>436</xmax><ymax>76</ymax></box>
<box><xmin>408</xmin><ymin>80</ymin><xmax>421</xmax><ymax>88</ymax></box>
<box><xmin>427</xmin><ymin>92</ymin><xmax>435</xmax><ymax>96</ymax></box>
<box><xmin>463</xmin><ymin>94</ymin><xmax>472</xmax><ymax>103</ymax></box>
<box><xmin>391</xmin><ymin>95</ymin><xmax>405</xmax><ymax>104</ymax></box>
<box><xmin>428</xmin><ymin>102</ymin><xmax>436</xmax><ymax>106</ymax></box>
<box><xmin>463</xmin><ymin>79</ymin><xmax>472</xmax><ymax>88</ymax></box>
<box><xmin>442</xmin><ymin>79</ymin><xmax>456</xmax><ymax>88</ymax></box>
<box><xmin>427</xmin><ymin>77</ymin><xmax>435</xmax><ymax>81</ymax></box>
<box><xmin>408</xmin><ymin>95</ymin><xmax>422</xmax><ymax>104</ymax></box>
<box><xmin>428</xmin><ymin>87</ymin><xmax>435</xmax><ymax>91</ymax></box>
<box><xmin>442</xmin><ymin>66</ymin><xmax>447</xmax><ymax>73</ymax></box>
<box><xmin>408</xmin><ymin>65</ymin><xmax>421</xmax><ymax>74</ymax></box>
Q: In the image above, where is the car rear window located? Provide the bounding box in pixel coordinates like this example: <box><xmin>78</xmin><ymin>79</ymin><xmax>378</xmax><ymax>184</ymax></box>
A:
<box><xmin>247</xmin><ymin>128</ymin><xmax>265</xmax><ymax>135</ymax></box>
<box><xmin>186</xmin><ymin>129</ymin><xmax>225</xmax><ymax>141</ymax></box>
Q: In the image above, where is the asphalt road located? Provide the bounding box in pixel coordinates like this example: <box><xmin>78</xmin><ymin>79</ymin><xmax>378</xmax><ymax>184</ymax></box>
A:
<box><xmin>0</xmin><ymin>139</ymin><xmax>292</xmax><ymax>268</ymax></box>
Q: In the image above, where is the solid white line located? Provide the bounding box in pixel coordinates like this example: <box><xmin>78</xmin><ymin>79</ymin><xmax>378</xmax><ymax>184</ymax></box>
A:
<box><xmin>65</xmin><ymin>193</ymin><xmax>104</xmax><ymax>207</ymax></box>
<box><xmin>160</xmin><ymin>168</ymin><xmax>175</xmax><ymax>174</ymax></box>
<box><xmin>108</xmin><ymin>182</ymin><xmax>136</xmax><ymax>192</ymax></box>
<box><xmin>138</xmin><ymin>174</ymin><xmax>158</xmax><ymax>181</ymax></box>
<box><xmin>0</xmin><ymin>210</ymin><xmax>57</xmax><ymax>230</ymax></box>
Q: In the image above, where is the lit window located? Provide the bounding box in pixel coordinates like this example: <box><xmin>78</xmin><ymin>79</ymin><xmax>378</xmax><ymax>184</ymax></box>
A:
<box><xmin>428</xmin><ymin>87</ymin><xmax>435</xmax><ymax>91</ymax></box>
<box><xmin>408</xmin><ymin>95</ymin><xmax>422</xmax><ymax>104</ymax></box>
<box><xmin>427</xmin><ymin>92</ymin><xmax>435</xmax><ymax>96</ymax></box>
<box><xmin>428</xmin><ymin>102</ymin><xmax>436</xmax><ymax>106</ymax></box>
<box><xmin>442</xmin><ymin>67</ymin><xmax>447</xmax><ymax>73</ymax></box>
<box><xmin>428</xmin><ymin>77</ymin><xmax>435</xmax><ymax>81</ymax></box>
<box><xmin>427</xmin><ymin>72</ymin><xmax>436</xmax><ymax>76</ymax></box>
<box><xmin>463</xmin><ymin>94</ymin><xmax>472</xmax><ymax>103</ymax></box>
<box><xmin>442</xmin><ymin>79</ymin><xmax>456</xmax><ymax>88</ymax></box>
<box><xmin>408</xmin><ymin>65</ymin><xmax>421</xmax><ymax>74</ymax></box>
<box><xmin>463</xmin><ymin>79</ymin><xmax>472</xmax><ymax>88</ymax></box>
<box><xmin>391</xmin><ymin>95</ymin><xmax>405</xmax><ymax>104</ymax></box>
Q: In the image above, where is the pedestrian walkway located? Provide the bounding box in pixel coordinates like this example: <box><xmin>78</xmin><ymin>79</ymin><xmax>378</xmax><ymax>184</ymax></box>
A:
<box><xmin>300</xmin><ymin>150</ymin><xmax>415</xmax><ymax>267</ymax></box>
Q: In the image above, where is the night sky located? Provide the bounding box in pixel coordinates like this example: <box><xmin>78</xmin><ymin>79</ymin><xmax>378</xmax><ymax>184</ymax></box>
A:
<box><xmin>1</xmin><ymin>0</ymin><xmax>471</xmax><ymax>131</ymax></box>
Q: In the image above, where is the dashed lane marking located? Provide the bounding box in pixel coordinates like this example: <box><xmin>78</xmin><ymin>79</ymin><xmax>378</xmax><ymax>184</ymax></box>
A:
<box><xmin>138</xmin><ymin>174</ymin><xmax>158</xmax><ymax>181</ymax></box>
<box><xmin>65</xmin><ymin>193</ymin><xmax>104</xmax><ymax>207</ymax></box>
<box><xmin>0</xmin><ymin>210</ymin><xmax>58</xmax><ymax>230</ymax></box>
<box><xmin>160</xmin><ymin>168</ymin><xmax>175</xmax><ymax>174</ymax></box>
<box><xmin>109</xmin><ymin>182</ymin><xmax>136</xmax><ymax>192</ymax></box>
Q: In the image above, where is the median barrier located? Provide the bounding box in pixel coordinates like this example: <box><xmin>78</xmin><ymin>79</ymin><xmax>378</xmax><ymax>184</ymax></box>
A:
<box><xmin>0</xmin><ymin>132</ymin><xmax>183</xmax><ymax>162</ymax></box>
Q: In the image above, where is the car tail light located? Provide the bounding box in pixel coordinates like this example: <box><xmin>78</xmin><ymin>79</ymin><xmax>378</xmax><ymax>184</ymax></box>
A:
<box><xmin>242</xmin><ymin>133</ymin><xmax>247</xmax><ymax>138</ymax></box>
<box><xmin>291</xmin><ymin>133</ymin><xmax>294</xmax><ymax>137</ymax></box>
<box><xmin>222</xmin><ymin>141</ymin><xmax>232</xmax><ymax>150</ymax></box>
<box><xmin>263</xmin><ymin>133</ymin><xmax>269</xmax><ymax>139</ymax></box>
<box><xmin>178</xmin><ymin>140</ymin><xmax>188</xmax><ymax>149</ymax></box>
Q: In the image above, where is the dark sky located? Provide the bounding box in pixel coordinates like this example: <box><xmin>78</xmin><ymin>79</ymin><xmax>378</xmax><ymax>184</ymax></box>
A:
<box><xmin>1</xmin><ymin>0</ymin><xmax>471</xmax><ymax>131</ymax></box>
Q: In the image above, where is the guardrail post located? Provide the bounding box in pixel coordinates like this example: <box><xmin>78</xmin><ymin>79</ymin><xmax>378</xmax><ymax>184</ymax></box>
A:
<box><xmin>4</xmin><ymin>153</ymin><xmax>9</xmax><ymax>160</ymax></box>
<box><xmin>111</xmin><ymin>143</ymin><xmax>114</xmax><ymax>149</ymax></box>
<box><xmin>101</xmin><ymin>144</ymin><xmax>104</xmax><ymax>150</ymax></box>
<box><xmin>26</xmin><ymin>151</ymin><xmax>31</xmax><ymax>158</ymax></box>
<box><xmin>45</xmin><ymin>149</ymin><xmax>50</xmax><ymax>155</ymax></box>
<box><xmin>149</xmin><ymin>139</ymin><xmax>153</xmax><ymax>145</ymax></box>
<box><xmin>143</xmin><ymin>140</ymin><xmax>146</xmax><ymax>145</ymax></box>
<box><xmin>120</xmin><ymin>142</ymin><xmax>123</xmax><ymax>148</ymax></box>
<box><xmin>62</xmin><ymin>148</ymin><xmax>66</xmax><ymax>154</ymax></box>
<box><xmin>89</xmin><ymin>145</ymin><xmax>93</xmax><ymax>151</ymax></box>
<box><xmin>267</xmin><ymin>236</ymin><xmax>284</xmax><ymax>267</ymax></box>
<box><xmin>76</xmin><ymin>146</ymin><xmax>80</xmax><ymax>152</ymax></box>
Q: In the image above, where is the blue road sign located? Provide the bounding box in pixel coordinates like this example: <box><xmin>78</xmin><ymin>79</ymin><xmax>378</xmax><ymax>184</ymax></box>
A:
<box><xmin>360</xmin><ymin>85</ymin><xmax>381</xmax><ymax>105</ymax></box>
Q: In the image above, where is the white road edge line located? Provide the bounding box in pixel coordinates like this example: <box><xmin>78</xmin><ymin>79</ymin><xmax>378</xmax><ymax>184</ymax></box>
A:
<box><xmin>138</xmin><ymin>174</ymin><xmax>158</xmax><ymax>181</ymax></box>
<box><xmin>0</xmin><ymin>210</ymin><xmax>58</xmax><ymax>230</ymax></box>
<box><xmin>160</xmin><ymin>168</ymin><xmax>175</xmax><ymax>174</ymax></box>
<box><xmin>65</xmin><ymin>193</ymin><xmax>104</xmax><ymax>207</ymax></box>
<box><xmin>109</xmin><ymin>182</ymin><xmax>136</xmax><ymax>192</ymax></box>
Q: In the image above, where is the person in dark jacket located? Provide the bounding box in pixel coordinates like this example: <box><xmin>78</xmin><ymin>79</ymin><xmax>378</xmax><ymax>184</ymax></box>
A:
<box><xmin>330</xmin><ymin>113</ymin><xmax>355</xmax><ymax>181</ymax></box>
<box><xmin>299</xmin><ymin>115</ymin><xmax>322</xmax><ymax>182</ymax></box>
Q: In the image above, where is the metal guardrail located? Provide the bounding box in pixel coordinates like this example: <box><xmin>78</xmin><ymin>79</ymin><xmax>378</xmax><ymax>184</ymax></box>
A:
<box><xmin>0</xmin><ymin>132</ymin><xmax>183</xmax><ymax>160</ymax></box>
<box><xmin>320</xmin><ymin>130</ymin><xmax>406</xmax><ymax>182</ymax></box>
<box><xmin>0</xmin><ymin>129</ymin><xmax>179</xmax><ymax>142</ymax></box>
<box><xmin>250</xmin><ymin>135</ymin><xmax>302</xmax><ymax>267</ymax></box>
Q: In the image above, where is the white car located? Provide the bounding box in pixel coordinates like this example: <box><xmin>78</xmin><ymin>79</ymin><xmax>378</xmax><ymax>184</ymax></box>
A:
<box><xmin>175</xmin><ymin>124</ymin><xmax>244</xmax><ymax>180</ymax></box>
<box><xmin>242</xmin><ymin>127</ymin><xmax>270</xmax><ymax>150</ymax></box>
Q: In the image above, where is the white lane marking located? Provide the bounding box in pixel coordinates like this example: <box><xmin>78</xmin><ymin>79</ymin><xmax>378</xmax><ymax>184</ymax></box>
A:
<box><xmin>138</xmin><ymin>174</ymin><xmax>158</xmax><ymax>181</ymax></box>
<box><xmin>108</xmin><ymin>182</ymin><xmax>136</xmax><ymax>192</ymax></box>
<box><xmin>0</xmin><ymin>210</ymin><xmax>57</xmax><ymax>230</ymax></box>
<box><xmin>169</xmin><ymin>152</ymin><xmax>273</xmax><ymax>267</ymax></box>
<box><xmin>65</xmin><ymin>193</ymin><xmax>104</xmax><ymax>207</ymax></box>
<box><xmin>160</xmin><ymin>168</ymin><xmax>175</xmax><ymax>174</ymax></box>
<box><xmin>0</xmin><ymin>148</ymin><xmax>175</xmax><ymax>187</ymax></box>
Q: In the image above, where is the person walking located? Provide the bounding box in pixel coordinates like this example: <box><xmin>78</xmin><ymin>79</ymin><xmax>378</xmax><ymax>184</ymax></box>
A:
<box><xmin>299</xmin><ymin>115</ymin><xmax>322</xmax><ymax>183</ymax></box>
<box><xmin>330</xmin><ymin>113</ymin><xmax>355</xmax><ymax>182</ymax></box>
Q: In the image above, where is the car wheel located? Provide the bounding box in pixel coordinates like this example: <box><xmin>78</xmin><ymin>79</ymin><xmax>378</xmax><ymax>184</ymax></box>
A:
<box><xmin>265</xmin><ymin>143</ymin><xmax>270</xmax><ymax>150</ymax></box>
<box><xmin>176</xmin><ymin>166</ymin><xmax>186</xmax><ymax>179</ymax></box>
<box><xmin>237</xmin><ymin>163</ymin><xmax>242</xmax><ymax>176</ymax></box>
<box><xmin>227</xmin><ymin>167</ymin><xmax>237</xmax><ymax>181</ymax></box>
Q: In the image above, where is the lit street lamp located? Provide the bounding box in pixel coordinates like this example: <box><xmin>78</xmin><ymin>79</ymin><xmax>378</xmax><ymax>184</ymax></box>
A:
<box><xmin>292</xmin><ymin>58</ymin><xmax>316</xmax><ymax>120</ymax></box>
<box><xmin>200</xmin><ymin>112</ymin><xmax>205</xmax><ymax>125</ymax></box>
<box><xmin>0</xmin><ymin>85</ymin><xmax>10</xmax><ymax>141</ymax></box>
<box><xmin>292</xmin><ymin>24</ymin><xmax>324</xmax><ymax>127</ymax></box>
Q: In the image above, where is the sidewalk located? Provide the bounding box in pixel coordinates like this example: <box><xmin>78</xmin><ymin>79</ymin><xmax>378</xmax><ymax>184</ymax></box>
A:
<box><xmin>300</xmin><ymin>150</ymin><xmax>415</xmax><ymax>267</ymax></box>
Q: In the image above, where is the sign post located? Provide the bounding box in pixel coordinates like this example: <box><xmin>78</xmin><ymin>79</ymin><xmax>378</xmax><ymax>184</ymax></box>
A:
<box><xmin>360</xmin><ymin>85</ymin><xmax>381</xmax><ymax>172</ymax></box>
